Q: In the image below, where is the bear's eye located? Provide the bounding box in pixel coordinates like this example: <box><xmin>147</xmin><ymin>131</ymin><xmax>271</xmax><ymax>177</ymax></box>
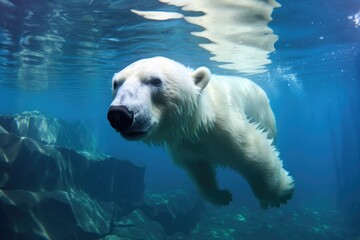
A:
<box><xmin>113</xmin><ymin>80</ymin><xmax>124</xmax><ymax>89</ymax></box>
<box><xmin>148</xmin><ymin>77</ymin><xmax>162</xmax><ymax>87</ymax></box>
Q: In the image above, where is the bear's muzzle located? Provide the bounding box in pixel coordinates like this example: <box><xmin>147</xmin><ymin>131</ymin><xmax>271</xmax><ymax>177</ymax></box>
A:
<box><xmin>107</xmin><ymin>105</ymin><xmax>134</xmax><ymax>132</ymax></box>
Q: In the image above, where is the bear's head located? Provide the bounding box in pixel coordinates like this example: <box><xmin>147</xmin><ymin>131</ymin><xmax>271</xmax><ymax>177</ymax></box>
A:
<box><xmin>107</xmin><ymin>56</ymin><xmax>211</xmax><ymax>144</ymax></box>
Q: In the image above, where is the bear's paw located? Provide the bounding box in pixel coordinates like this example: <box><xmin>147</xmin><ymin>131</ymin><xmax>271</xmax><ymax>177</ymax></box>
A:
<box><xmin>207</xmin><ymin>189</ymin><xmax>233</xmax><ymax>206</ymax></box>
<box><xmin>260</xmin><ymin>173</ymin><xmax>295</xmax><ymax>209</ymax></box>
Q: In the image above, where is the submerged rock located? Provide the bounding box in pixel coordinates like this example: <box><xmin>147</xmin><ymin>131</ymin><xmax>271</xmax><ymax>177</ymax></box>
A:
<box><xmin>56</xmin><ymin>147</ymin><xmax>145</xmax><ymax>209</ymax></box>
<box><xmin>107</xmin><ymin>209</ymin><xmax>166</xmax><ymax>240</ymax></box>
<box><xmin>141</xmin><ymin>190</ymin><xmax>204</xmax><ymax>235</ymax></box>
<box><xmin>0</xmin><ymin>111</ymin><xmax>97</xmax><ymax>152</ymax></box>
<box><xmin>0</xmin><ymin>130</ymin><xmax>145</xmax><ymax>207</ymax></box>
<box><xmin>0</xmin><ymin>112</ymin><xmax>146</xmax><ymax>239</ymax></box>
<box><xmin>0</xmin><ymin>189</ymin><xmax>119</xmax><ymax>239</ymax></box>
<box><xmin>0</xmin><ymin>111</ymin><xmax>204</xmax><ymax>239</ymax></box>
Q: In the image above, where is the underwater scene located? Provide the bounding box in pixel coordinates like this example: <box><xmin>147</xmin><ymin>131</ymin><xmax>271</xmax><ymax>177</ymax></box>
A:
<box><xmin>0</xmin><ymin>0</ymin><xmax>359</xmax><ymax>239</ymax></box>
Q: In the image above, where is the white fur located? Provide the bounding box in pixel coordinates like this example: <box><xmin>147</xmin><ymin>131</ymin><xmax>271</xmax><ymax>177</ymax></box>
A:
<box><xmin>110</xmin><ymin>57</ymin><xmax>294</xmax><ymax>208</ymax></box>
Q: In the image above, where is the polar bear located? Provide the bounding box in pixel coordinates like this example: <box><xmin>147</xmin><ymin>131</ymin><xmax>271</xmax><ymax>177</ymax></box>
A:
<box><xmin>107</xmin><ymin>57</ymin><xmax>294</xmax><ymax>208</ymax></box>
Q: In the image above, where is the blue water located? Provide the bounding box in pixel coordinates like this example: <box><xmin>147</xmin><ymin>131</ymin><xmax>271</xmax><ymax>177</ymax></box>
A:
<box><xmin>1</xmin><ymin>0</ymin><xmax>360</xmax><ymax>239</ymax></box>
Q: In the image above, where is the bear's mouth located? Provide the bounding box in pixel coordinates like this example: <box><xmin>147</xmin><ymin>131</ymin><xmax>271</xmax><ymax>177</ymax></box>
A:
<box><xmin>120</xmin><ymin>131</ymin><xmax>147</xmax><ymax>140</ymax></box>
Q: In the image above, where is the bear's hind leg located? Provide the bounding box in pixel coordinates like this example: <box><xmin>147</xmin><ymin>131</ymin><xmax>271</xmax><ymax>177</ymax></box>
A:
<box><xmin>231</xmin><ymin>122</ymin><xmax>295</xmax><ymax>209</ymax></box>
<box><xmin>181</xmin><ymin>161</ymin><xmax>232</xmax><ymax>206</ymax></box>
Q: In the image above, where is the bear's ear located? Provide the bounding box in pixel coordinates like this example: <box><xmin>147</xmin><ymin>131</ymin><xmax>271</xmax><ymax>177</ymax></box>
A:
<box><xmin>192</xmin><ymin>67</ymin><xmax>211</xmax><ymax>90</ymax></box>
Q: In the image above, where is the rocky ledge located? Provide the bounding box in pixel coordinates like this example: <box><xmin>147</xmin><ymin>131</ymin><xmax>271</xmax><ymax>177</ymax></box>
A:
<box><xmin>0</xmin><ymin>111</ymin><xmax>204</xmax><ymax>239</ymax></box>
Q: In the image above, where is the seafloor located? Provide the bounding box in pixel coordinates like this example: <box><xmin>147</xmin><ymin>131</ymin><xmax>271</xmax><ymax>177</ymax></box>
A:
<box><xmin>189</xmin><ymin>203</ymin><xmax>358</xmax><ymax>240</ymax></box>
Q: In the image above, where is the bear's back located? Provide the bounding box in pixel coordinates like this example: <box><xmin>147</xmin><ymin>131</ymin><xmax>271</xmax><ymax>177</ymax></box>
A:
<box><xmin>208</xmin><ymin>75</ymin><xmax>276</xmax><ymax>140</ymax></box>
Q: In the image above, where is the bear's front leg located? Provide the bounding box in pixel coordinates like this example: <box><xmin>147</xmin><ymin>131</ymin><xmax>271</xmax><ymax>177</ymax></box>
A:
<box><xmin>181</xmin><ymin>160</ymin><xmax>232</xmax><ymax>206</ymax></box>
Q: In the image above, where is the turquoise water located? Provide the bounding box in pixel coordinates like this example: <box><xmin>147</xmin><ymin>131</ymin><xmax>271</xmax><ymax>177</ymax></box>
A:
<box><xmin>0</xmin><ymin>0</ymin><xmax>359</xmax><ymax>239</ymax></box>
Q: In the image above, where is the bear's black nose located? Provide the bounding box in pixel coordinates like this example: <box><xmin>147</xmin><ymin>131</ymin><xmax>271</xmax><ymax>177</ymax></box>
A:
<box><xmin>107</xmin><ymin>105</ymin><xmax>133</xmax><ymax>132</ymax></box>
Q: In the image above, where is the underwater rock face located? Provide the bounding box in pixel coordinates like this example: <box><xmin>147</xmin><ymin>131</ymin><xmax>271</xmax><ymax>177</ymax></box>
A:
<box><xmin>56</xmin><ymin>147</ymin><xmax>146</xmax><ymax>208</ymax></box>
<box><xmin>0</xmin><ymin>111</ymin><xmax>97</xmax><ymax>152</ymax></box>
<box><xmin>0</xmin><ymin>189</ymin><xmax>119</xmax><ymax>239</ymax></box>
<box><xmin>0</xmin><ymin>130</ymin><xmax>145</xmax><ymax>206</ymax></box>
<box><xmin>141</xmin><ymin>190</ymin><xmax>204</xmax><ymax>235</ymax></box>
<box><xmin>105</xmin><ymin>209</ymin><xmax>167</xmax><ymax>240</ymax></box>
<box><xmin>0</xmin><ymin>111</ymin><xmax>204</xmax><ymax>239</ymax></box>
<box><xmin>0</xmin><ymin>112</ymin><xmax>146</xmax><ymax>239</ymax></box>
